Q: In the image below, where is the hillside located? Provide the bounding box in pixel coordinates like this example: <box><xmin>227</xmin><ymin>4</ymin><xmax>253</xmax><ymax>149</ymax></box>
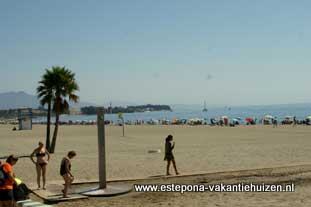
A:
<box><xmin>0</xmin><ymin>91</ymin><xmax>94</xmax><ymax>110</ymax></box>
<box><xmin>0</xmin><ymin>91</ymin><xmax>39</xmax><ymax>109</ymax></box>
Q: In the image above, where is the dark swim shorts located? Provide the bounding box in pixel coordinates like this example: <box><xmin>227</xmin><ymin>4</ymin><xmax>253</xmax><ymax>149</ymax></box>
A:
<box><xmin>0</xmin><ymin>189</ymin><xmax>14</xmax><ymax>201</ymax></box>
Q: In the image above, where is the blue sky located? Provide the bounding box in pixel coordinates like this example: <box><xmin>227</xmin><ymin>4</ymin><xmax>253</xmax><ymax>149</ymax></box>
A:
<box><xmin>1</xmin><ymin>0</ymin><xmax>311</xmax><ymax>106</ymax></box>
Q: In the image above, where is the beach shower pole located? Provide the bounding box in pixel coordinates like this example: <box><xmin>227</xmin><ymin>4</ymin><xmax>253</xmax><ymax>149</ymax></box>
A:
<box><xmin>81</xmin><ymin>107</ymin><xmax>131</xmax><ymax>196</ymax></box>
<box><xmin>97</xmin><ymin>107</ymin><xmax>106</xmax><ymax>188</ymax></box>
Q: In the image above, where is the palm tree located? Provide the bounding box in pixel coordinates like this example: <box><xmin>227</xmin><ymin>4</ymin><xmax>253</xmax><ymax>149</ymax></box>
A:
<box><xmin>49</xmin><ymin>66</ymin><xmax>79</xmax><ymax>153</ymax></box>
<box><xmin>37</xmin><ymin>69</ymin><xmax>55</xmax><ymax>152</ymax></box>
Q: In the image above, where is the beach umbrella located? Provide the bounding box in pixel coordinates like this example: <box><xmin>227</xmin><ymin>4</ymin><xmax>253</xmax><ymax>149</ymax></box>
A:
<box><xmin>264</xmin><ymin>115</ymin><xmax>273</xmax><ymax>119</ymax></box>
<box><xmin>232</xmin><ymin>118</ymin><xmax>240</xmax><ymax>122</ymax></box>
<box><xmin>306</xmin><ymin>116</ymin><xmax>311</xmax><ymax>120</ymax></box>
<box><xmin>245</xmin><ymin>117</ymin><xmax>253</xmax><ymax>122</ymax></box>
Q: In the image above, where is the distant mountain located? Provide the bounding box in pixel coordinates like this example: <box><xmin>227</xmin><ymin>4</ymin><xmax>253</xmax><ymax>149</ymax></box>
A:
<box><xmin>0</xmin><ymin>91</ymin><xmax>40</xmax><ymax>109</ymax></box>
<box><xmin>0</xmin><ymin>91</ymin><xmax>95</xmax><ymax>110</ymax></box>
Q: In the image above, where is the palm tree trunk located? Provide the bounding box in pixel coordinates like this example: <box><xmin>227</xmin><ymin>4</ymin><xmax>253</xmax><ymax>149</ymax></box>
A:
<box><xmin>50</xmin><ymin>112</ymin><xmax>59</xmax><ymax>154</ymax></box>
<box><xmin>46</xmin><ymin>102</ymin><xmax>51</xmax><ymax>152</ymax></box>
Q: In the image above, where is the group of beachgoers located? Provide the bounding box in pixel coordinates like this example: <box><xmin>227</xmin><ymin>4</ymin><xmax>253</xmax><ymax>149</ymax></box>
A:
<box><xmin>29</xmin><ymin>115</ymin><xmax>310</xmax><ymax>127</ymax></box>
<box><xmin>0</xmin><ymin>135</ymin><xmax>179</xmax><ymax>206</ymax></box>
<box><xmin>0</xmin><ymin>143</ymin><xmax>76</xmax><ymax>207</ymax></box>
<box><xmin>29</xmin><ymin>142</ymin><xmax>76</xmax><ymax>199</ymax></box>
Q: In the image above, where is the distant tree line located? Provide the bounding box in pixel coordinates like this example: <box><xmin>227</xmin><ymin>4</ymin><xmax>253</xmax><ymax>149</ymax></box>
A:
<box><xmin>0</xmin><ymin>109</ymin><xmax>18</xmax><ymax>119</ymax></box>
<box><xmin>81</xmin><ymin>104</ymin><xmax>172</xmax><ymax>115</ymax></box>
<box><xmin>0</xmin><ymin>108</ymin><xmax>48</xmax><ymax>119</ymax></box>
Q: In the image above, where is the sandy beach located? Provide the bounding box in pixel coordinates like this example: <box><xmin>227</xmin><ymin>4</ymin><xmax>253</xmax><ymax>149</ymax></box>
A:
<box><xmin>51</xmin><ymin>165</ymin><xmax>311</xmax><ymax>207</ymax></box>
<box><xmin>1</xmin><ymin>124</ymin><xmax>311</xmax><ymax>206</ymax></box>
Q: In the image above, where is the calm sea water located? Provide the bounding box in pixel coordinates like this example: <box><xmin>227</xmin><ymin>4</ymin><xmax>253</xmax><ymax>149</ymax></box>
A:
<box><xmin>33</xmin><ymin>104</ymin><xmax>311</xmax><ymax>123</ymax></box>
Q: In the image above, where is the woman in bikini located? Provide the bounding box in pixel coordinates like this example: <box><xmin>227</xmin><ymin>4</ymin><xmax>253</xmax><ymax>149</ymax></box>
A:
<box><xmin>30</xmin><ymin>141</ymin><xmax>50</xmax><ymax>190</ymax></box>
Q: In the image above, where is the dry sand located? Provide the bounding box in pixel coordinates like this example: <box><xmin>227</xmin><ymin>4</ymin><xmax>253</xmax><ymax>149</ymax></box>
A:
<box><xmin>52</xmin><ymin>166</ymin><xmax>311</xmax><ymax>207</ymax></box>
<box><xmin>1</xmin><ymin>124</ymin><xmax>311</xmax><ymax>206</ymax></box>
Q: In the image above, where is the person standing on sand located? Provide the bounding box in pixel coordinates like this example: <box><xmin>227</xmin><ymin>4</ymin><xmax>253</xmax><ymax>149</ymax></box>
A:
<box><xmin>30</xmin><ymin>141</ymin><xmax>50</xmax><ymax>190</ymax></box>
<box><xmin>273</xmin><ymin>117</ymin><xmax>278</xmax><ymax>128</ymax></box>
<box><xmin>60</xmin><ymin>151</ymin><xmax>76</xmax><ymax>198</ymax></box>
<box><xmin>164</xmin><ymin>135</ymin><xmax>179</xmax><ymax>176</ymax></box>
<box><xmin>293</xmin><ymin>116</ymin><xmax>297</xmax><ymax>127</ymax></box>
<box><xmin>0</xmin><ymin>155</ymin><xmax>18</xmax><ymax>207</ymax></box>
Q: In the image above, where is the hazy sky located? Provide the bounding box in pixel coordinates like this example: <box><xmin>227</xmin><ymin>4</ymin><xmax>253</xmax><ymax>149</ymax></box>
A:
<box><xmin>1</xmin><ymin>0</ymin><xmax>311</xmax><ymax>106</ymax></box>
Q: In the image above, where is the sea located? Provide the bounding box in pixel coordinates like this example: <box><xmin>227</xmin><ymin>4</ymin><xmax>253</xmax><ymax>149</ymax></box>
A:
<box><xmin>33</xmin><ymin>103</ymin><xmax>311</xmax><ymax>124</ymax></box>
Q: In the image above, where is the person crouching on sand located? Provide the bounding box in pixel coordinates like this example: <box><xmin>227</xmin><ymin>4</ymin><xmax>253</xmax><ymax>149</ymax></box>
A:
<box><xmin>60</xmin><ymin>151</ymin><xmax>76</xmax><ymax>198</ymax></box>
<box><xmin>164</xmin><ymin>135</ymin><xmax>179</xmax><ymax>176</ymax></box>
<box><xmin>30</xmin><ymin>141</ymin><xmax>50</xmax><ymax>190</ymax></box>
